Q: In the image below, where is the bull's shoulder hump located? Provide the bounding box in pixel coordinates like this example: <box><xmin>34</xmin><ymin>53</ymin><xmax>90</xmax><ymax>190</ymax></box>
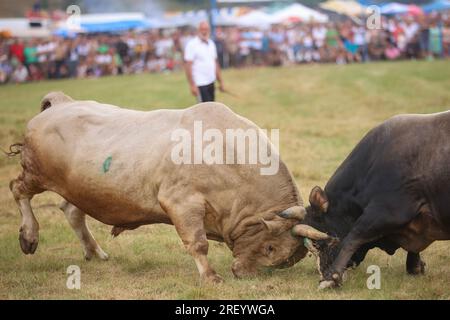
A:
<box><xmin>355</xmin><ymin>111</ymin><xmax>450</xmax><ymax>153</ymax></box>
<box><xmin>372</xmin><ymin>111</ymin><xmax>450</xmax><ymax>136</ymax></box>
<box><xmin>385</xmin><ymin>111</ymin><xmax>450</xmax><ymax>125</ymax></box>
<box><xmin>185</xmin><ymin>102</ymin><xmax>235</xmax><ymax>116</ymax></box>
<box><xmin>182</xmin><ymin>102</ymin><xmax>259</xmax><ymax>128</ymax></box>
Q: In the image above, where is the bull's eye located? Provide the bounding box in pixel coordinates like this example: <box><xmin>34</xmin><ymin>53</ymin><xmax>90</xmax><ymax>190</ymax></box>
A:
<box><xmin>267</xmin><ymin>245</ymin><xmax>275</xmax><ymax>254</ymax></box>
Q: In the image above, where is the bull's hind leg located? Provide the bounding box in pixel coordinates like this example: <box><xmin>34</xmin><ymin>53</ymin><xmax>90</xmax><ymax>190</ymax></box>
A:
<box><xmin>60</xmin><ymin>200</ymin><xmax>108</xmax><ymax>261</ymax></box>
<box><xmin>9</xmin><ymin>175</ymin><xmax>43</xmax><ymax>254</ymax></box>
<box><xmin>406</xmin><ymin>252</ymin><xmax>425</xmax><ymax>275</ymax></box>
<box><xmin>158</xmin><ymin>192</ymin><xmax>223</xmax><ymax>284</ymax></box>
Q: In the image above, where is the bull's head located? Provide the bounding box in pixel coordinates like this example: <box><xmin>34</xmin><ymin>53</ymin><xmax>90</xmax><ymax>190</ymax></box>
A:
<box><xmin>231</xmin><ymin>205</ymin><xmax>329</xmax><ymax>278</ymax></box>
<box><xmin>274</xmin><ymin>187</ymin><xmax>342</xmax><ymax>281</ymax></box>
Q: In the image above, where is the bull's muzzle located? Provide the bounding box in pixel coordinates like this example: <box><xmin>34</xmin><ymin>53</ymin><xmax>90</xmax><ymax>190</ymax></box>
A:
<box><xmin>275</xmin><ymin>245</ymin><xmax>308</xmax><ymax>269</ymax></box>
<box><xmin>231</xmin><ymin>259</ymin><xmax>257</xmax><ymax>279</ymax></box>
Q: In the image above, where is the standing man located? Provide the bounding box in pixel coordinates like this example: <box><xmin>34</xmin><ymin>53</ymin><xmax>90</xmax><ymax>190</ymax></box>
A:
<box><xmin>184</xmin><ymin>21</ymin><xmax>225</xmax><ymax>102</ymax></box>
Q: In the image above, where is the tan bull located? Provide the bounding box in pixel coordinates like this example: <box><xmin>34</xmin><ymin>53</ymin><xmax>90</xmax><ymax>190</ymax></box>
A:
<box><xmin>9</xmin><ymin>92</ymin><xmax>326</xmax><ymax>282</ymax></box>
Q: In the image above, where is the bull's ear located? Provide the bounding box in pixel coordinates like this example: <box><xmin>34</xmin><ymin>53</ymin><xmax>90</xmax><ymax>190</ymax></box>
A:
<box><xmin>260</xmin><ymin>218</ymin><xmax>286</xmax><ymax>236</ymax></box>
<box><xmin>41</xmin><ymin>99</ymin><xmax>51</xmax><ymax>112</ymax></box>
<box><xmin>309</xmin><ymin>186</ymin><xmax>329</xmax><ymax>213</ymax></box>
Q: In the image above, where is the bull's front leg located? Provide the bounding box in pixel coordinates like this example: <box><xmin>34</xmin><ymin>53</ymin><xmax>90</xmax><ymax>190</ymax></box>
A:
<box><xmin>158</xmin><ymin>192</ymin><xmax>223</xmax><ymax>284</ymax></box>
<box><xmin>59</xmin><ymin>200</ymin><xmax>109</xmax><ymax>261</ymax></box>
<box><xmin>319</xmin><ymin>235</ymin><xmax>367</xmax><ymax>289</ymax></box>
<box><xmin>319</xmin><ymin>201</ymin><xmax>418</xmax><ymax>289</ymax></box>
<box><xmin>406</xmin><ymin>252</ymin><xmax>426</xmax><ymax>275</ymax></box>
<box><xmin>10</xmin><ymin>176</ymin><xmax>43</xmax><ymax>254</ymax></box>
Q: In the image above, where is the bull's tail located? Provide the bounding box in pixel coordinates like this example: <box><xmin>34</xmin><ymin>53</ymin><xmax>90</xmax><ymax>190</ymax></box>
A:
<box><xmin>1</xmin><ymin>143</ymin><xmax>23</xmax><ymax>157</ymax></box>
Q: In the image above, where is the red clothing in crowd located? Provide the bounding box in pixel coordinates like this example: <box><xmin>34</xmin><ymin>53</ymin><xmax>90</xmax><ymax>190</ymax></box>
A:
<box><xmin>9</xmin><ymin>43</ymin><xmax>25</xmax><ymax>63</ymax></box>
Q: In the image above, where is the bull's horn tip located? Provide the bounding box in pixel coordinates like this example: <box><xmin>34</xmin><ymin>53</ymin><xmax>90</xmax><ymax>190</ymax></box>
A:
<box><xmin>292</xmin><ymin>224</ymin><xmax>330</xmax><ymax>241</ymax></box>
<box><xmin>278</xmin><ymin>206</ymin><xmax>306</xmax><ymax>220</ymax></box>
<box><xmin>290</xmin><ymin>228</ymin><xmax>297</xmax><ymax>238</ymax></box>
<box><xmin>278</xmin><ymin>211</ymin><xmax>290</xmax><ymax>219</ymax></box>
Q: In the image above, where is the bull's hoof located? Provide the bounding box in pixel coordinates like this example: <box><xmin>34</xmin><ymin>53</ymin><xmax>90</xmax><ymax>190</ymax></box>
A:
<box><xmin>407</xmin><ymin>260</ymin><xmax>426</xmax><ymax>275</ymax></box>
<box><xmin>318</xmin><ymin>280</ymin><xmax>337</xmax><ymax>290</ymax></box>
<box><xmin>210</xmin><ymin>274</ymin><xmax>224</xmax><ymax>284</ymax></box>
<box><xmin>318</xmin><ymin>272</ymin><xmax>341</xmax><ymax>290</ymax></box>
<box><xmin>96</xmin><ymin>249</ymin><xmax>109</xmax><ymax>261</ymax></box>
<box><xmin>202</xmin><ymin>272</ymin><xmax>224</xmax><ymax>284</ymax></box>
<box><xmin>19</xmin><ymin>232</ymin><xmax>38</xmax><ymax>255</ymax></box>
<box><xmin>84</xmin><ymin>247</ymin><xmax>109</xmax><ymax>261</ymax></box>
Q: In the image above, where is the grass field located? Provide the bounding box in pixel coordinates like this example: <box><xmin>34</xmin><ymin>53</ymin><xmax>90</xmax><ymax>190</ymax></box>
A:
<box><xmin>0</xmin><ymin>60</ymin><xmax>449</xmax><ymax>299</ymax></box>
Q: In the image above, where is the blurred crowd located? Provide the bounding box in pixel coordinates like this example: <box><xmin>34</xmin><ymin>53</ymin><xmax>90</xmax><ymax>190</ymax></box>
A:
<box><xmin>1</xmin><ymin>13</ymin><xmax>449</xmax><ymax>84</ymax></box>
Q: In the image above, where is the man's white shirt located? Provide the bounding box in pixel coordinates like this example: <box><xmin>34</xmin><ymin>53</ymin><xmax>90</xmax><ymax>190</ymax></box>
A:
<box><xmin>184</xmin><ymin>36</ymin><xmax>217</xmax><ymax>87</ymax></box>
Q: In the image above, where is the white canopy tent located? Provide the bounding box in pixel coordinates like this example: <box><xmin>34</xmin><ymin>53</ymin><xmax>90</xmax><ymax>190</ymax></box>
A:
<box><xmin>0</xmin><ymin>18</ymin><xmax>51</xmax><ymax>38</ymax></box>
<box><xmin>214</xmin><ymin>7</ymin><xmax>240</xmax><ymax>26</ymax></box>
<box><xmin>236</xmin><ymin>10</ymin><xmax>273</xmax><ymax>28</ymax></box>
<box><xmin>269</xmin><ymin>3</ymin><xmax>329</xmax><ymax>24</ymax></box>
<box><xmin>319</xmin><ymin>0</ymin><xmax>366</xmax><ymax>17</ymax></box>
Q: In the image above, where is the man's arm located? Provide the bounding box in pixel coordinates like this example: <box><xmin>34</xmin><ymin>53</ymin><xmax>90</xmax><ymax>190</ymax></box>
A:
<box><xmin>184</xmin><ymin>60</ymin><xmax>198</xmax><ymax>97</ymax></box>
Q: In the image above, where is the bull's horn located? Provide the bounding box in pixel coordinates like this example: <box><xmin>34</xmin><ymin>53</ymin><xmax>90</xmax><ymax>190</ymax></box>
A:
<box><xmin>291</xmin><ymin>224</ymin><xmax>330</xmax><ymax>240</ymax></box>
<box><xmin>277</xmin><ymin>206</ymin><xmax>306</xmax><ymax>220</ymax></box>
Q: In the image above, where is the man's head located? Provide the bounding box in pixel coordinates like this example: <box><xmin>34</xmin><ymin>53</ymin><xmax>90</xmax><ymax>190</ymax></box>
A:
<box><xmin>198</xmin><ymin>21</ymin><xmax>211</xmax><ymax>42</ymax></box>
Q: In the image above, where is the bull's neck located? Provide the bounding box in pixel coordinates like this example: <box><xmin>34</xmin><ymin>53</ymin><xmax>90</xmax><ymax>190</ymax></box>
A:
<box><xmin>222</xmin><ymin>162</ymin><xmax>302</xmax><ymax>249</ymax></box>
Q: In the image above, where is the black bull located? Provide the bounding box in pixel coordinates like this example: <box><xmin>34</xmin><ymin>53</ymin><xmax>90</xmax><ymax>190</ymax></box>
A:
<box><xmin>282</xmin><ymin>112</ymin><xmax>450</xmax><ymax>288</ymax></box>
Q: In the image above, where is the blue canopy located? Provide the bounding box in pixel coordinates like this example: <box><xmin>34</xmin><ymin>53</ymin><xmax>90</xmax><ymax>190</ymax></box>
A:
<box><xmin>380</xmin><ymin>3</ymin><xmax>409</xmax><ymax>15</ymax></box>
<box><xmin>54</xmin><ymin>13</ymin><xmax>150</xmax><ymax>35</ymax></box>
<box><xmin>357</xmin><ymin>0</ymin><xmax>381</xmax><ymax>5</ymax></box>
<box><xmin>80</xmin><ymin>20</ymin><xmax>147</xmax><ymax>33</ymax></box>
<box><xmin>53</xmin><ymin>28</ymin><xmax>78</xmax><ymax>38</ymax></box>
<box><xmin>422</xmin><ymin>0</ymin><xmax>450</xmax><ymax>12</ymax></box>
<box><xmin>53</xmin><ymin>13</ymin><xmax>154</xmax><ymax>37</ymax></box>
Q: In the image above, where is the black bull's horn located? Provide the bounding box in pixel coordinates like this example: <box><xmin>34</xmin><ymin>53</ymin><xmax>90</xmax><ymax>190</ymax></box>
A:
<box><xmin>277</xmin><ymin>206</ymin><xmax>330</xmax><ymax>241</ymax></box>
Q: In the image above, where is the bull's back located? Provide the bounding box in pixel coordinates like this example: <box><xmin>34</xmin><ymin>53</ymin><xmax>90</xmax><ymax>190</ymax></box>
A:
<box><xmin>327</xmin><ymin>111</ymin><xmax>450</xmax><ymax>224</ymax></box>
<box><xmin>25</xmin><ymin>102</ymin><xmax>185</xmax><ymax>224</ymax></box>
<box><xmin>23</xmin><ymin>101</ymin><xmax>273</xmax><ymax>225</ymax></box>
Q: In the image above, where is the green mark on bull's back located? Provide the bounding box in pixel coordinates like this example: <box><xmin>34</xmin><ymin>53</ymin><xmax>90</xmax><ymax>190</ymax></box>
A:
<box><xmin>102</xmin><ymin>156</ymin><xmax>112</xmax><ymax>173</ymax></box>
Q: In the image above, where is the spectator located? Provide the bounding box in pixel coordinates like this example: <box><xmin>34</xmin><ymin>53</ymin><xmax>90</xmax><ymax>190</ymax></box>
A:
<box><xmin>24</xmin><ymin>39</ymin><xmax>38</xmax><ymax>69</ymax></box>
<box><xmin>11</xmin><ymin>62</ymin><xmax>28</xmax><ymax>83</ymax></box>
<box><xmin>429</xmin><ymin>20</ymin><xmax>443</xmax><ymax>58</ymax></box>
<box><xmin>443</xmin><ymin>18</ymin><xmax>450</xmax><ymax>56</ymax></box>
<box><xmin>368</xmin><ymin>29</ymin><xmax>387</xmax><ymax>60</ymax></box>
<box><xmin>184</xmin><ymin>21</ymin><xmax>225</xmax><ymax>102</ymax></box>
<box><xmin>9</xmin><ymin>39</ymin><xmax>25</xmax><ymax>64</ymax></box>
<box><xmin>0</xmin><ymin>44</ymin><xmax>12</xmax><ymax>84</ymax></box>
<box><xmin>385</xmin><ymin>41</ymin><xmax>401</xmax><ymax>60</ymax></box>
<box><xmin>54</xmin><ymin>38</ymin><xmax>69</xmax><ymax>78</ymax></box>
<box><xmin>67</xmin><ymin>39</ymin><xmax>80</xmax><ymax>78</ymax></box>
